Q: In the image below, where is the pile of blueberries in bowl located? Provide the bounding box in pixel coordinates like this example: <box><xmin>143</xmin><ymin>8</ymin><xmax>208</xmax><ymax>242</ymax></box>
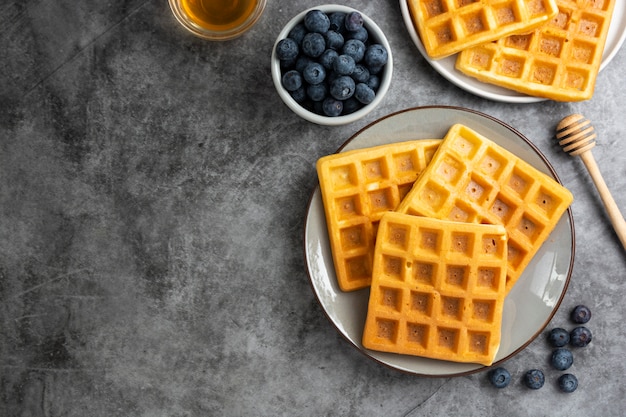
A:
<box><xmin>271</xmin><ymin>5</ymin><xmax>393</xmax><ymax>125</ymax></box>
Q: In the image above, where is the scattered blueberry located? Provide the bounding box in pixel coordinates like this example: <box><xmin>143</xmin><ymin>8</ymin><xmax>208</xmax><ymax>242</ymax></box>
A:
<box><xmin>282</xmin><ymin>70</ymin><xmax>302</xmax><ymax>91</ymax></box>
<box><xmin>275</xmin><ymin>9</ymin><xmax>389</xmax><ymax>117</ymax></box>
<box><xmin>365</xmin><ymin>44</ymin><xmax>388</xmax><ymax>68</ymax></box>
<box><xmin>570</xmin><ymin>326</ymin><xmax>592</xmax><ymax>347</ymax></box>
<box><xmin>303</xmin><ymin>62</ymin><xmax>326</xmax><ymax>85</ymax></box>
<box><xmin>524</xmin><ymin>369</ymin><xmax>545</xmax><ymax>390</ymax></box>
<box><xmin>276</xmin><ymin>38</ymin><xmax>299</xmax><ymax>61</ymax></box>
<box><xmin>345</xmin><ymin>11</ymin><xmax>364</xmax><ymax>32</ymax></box>
<box><xmin>558</xmin><ymin>373</ymin><xmax>578</xmax><ymax>393</ymax></box>
<box><xmin>488</xmin><ymin>367</ymin><xmax>511</xmax><ymax>389</ymax></box>
<box><xmin>551</xmin><ymin>348</ymin><xmax>574</xmax><ymax>371</ymax></box>
<box><xmin>355</xmin><ymin>83</ymin><xmax>375</xmax><ymax>104</ymax></box>
<box><xmin>333</xmin><ymin>54</ymin><xmax>356</xmax><ymax>75</ymax></box>
<box><xmin>322</xmin><ymin>97</ymin><xmax>343</xmax><ymax>116</ymax></box>
<box><xmin>324</xmin><ymin>30</ymin><xmax>344</xmax><ymax>51</ymax></box>
<box><xmin>548</xmin><ymin>328</ymin><xmax>570</xmax><ymax>347</ymax></box>
<box><xmin>304</xmin><ymin>10</ymin><xmax>330</xmax><ymax>34</ymax></box>
<box><xmin>571</xmin><ymin>305</ymin><xmax>591</xmax><ymax>324</ymax></box>
<box><xmin>343</xmin><ymin>39</ymin><xmax>366</xmax><ymax>63</ymax></box>
<box><xmin>301</xmin><ymin>32</ymin><xmax>326</xmax><ymax>58</ymax></box>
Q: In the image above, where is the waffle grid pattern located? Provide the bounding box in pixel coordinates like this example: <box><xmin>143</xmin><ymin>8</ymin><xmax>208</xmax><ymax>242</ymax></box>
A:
<box><xmin>316</xmin><ymin>140</ymin><xmax>441</xmax><ymax>292</ymax></box>
<box><xmin>455</xmin><ymin>0</ymin><xmax>616</xmax><ymax>101</ymax></box>
<box><xmin>397</xmin><ymin>124</ymin><xmax>573</xmax><ymax>293</ymax></box>
<box><xmin>407</xmin><ymin>0</ymin><xmax>560</xmax><ymax>58</ymax></box>
<box><xmin>362</xmin><ymin>212</ymin><xmax>508</xmax><ymax>365</ymax></box>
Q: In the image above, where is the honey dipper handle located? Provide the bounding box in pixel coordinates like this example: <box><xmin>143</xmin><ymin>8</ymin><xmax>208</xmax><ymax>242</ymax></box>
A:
<box><xmin>579</xmin><ymin>151</ymin><xmax>626</xmax><ymax>250</ymax></box>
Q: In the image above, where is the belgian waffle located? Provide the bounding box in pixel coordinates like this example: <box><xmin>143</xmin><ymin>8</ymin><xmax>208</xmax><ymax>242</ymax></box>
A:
<box><xmin>397</xmin><ymin>124</ymin><xmax>573</xmax><ymax>293</ymax></box>
<box><xmin>316</xmin><ymin>140</ymin><xmax>441</xmax><ymax>292</ymax></box>
<box><xmin>407</xmin><ymin>0</ymin><xmax>559</xmax><ymax>59</ymax></box>
<box><xmin>362</xmin><ymin>212</ymin><xmax>508</xmax><ymax>366</ymax></box>
<box><xmin>455</xmin><ymin>0</ymin><xmax>616</xmax><ymax>101</ymax></box>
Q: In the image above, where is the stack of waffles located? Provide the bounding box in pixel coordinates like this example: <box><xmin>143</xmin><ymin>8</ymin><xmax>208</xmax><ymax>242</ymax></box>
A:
<box><xmin>406</xmin><ymin>0</ymin><xmax>616</xmax><ymax>101</ymax></box>
<box><xmin>316</xmin><ymin>124</ymin><xmax>573</xmax><ymax>365</ymax></box>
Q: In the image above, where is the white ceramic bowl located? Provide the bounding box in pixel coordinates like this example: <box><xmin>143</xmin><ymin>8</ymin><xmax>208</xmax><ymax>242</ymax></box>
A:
<box><xmin>271</xmin><ymin>5</ymin><xmax>393</xmax><ymax>126</ymax></box>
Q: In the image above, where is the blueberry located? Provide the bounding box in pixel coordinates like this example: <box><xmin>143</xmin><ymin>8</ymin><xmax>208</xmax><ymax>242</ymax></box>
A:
<box><xmin>322</xmin><ymin>97</ymin><xmax>343</xmax><ymax>117</ymax></box>
<box><xmin>330</xmin><ymin>75</ymin><xmax>355</xmax><ymax>100</ymax></box>
<box><xmin>290</xmin><ymin>86</ymin><xmax>306</xmax><ymax>103</ymax></box>
<box><xmin>279</xmin><ymin>56</ymin><xmax>296</xmax><ymax>70</ymax></box>
<box><xmin>365</xmin><ymin>44</ymin><xmax>388</xmax><ymax>68</ymax></box>
<box><xmin>366</xmin><ymin>74</ymin><xmax>380</xmax><ymax>91</ymax></box>
<box><xmin>328</xmin><ymin>12</ymin><xmax>346</xmax><ymax>33</ymax></box>
<box><xmin>558</xmin><ymin>373</ymin><xmax>578</xmax><ymax>393</ymax></box>
<box><xmin>287</xmin><ymin>23</ymin><xmax>307</xmax><ymax>45</ymax></box>
<box><xmin>342</xmin><ymin>97</ymin><xmax>361</xmax><ymax>115</ymax></box>
<box><xmin>488</xmin><ymin>367</ymin><xmax>511</xmax><ymax>389</ymax></box>
<box><xmin>295</xmin><ymin>56</ymin><xmax>314</xmax><ymax>73</ymax></box>
<box><xmin>570</xmin><ymin>326</ymin><xmax>592</xmax><ymax>347</ymax></box>
<box><xmin>276</xmin><ymin>38</ymin><xmax>299</xmax><ymax>61</ymax></box>
<box><xmin>524</xmin><ymin>369</ymin><xmax>545</xmax><ymax>390</ymax></box>
<box><xmin>368</xmin><ymin>64</ymin><xmax>385</xmax><ymax>76</ymax></box>
<box><xmin>304</xmin><ymin>10</ymin><xmax>330</xmax><ymax>33</ymax></box>
<box><xmin>307</xmin><ymin>83</ymin><xmax>327</xmax><ymax>102</ymax></box>
<box><xmin>551</xmin><ymin>348</ymin><xmax>574</xmax><ymax>371</ymax></box>
<box><xmin>301</xmin><ymin>32</ymin><xmax>326</xmax><ymax>58</ymax></box>
<box><xmin>351</xmin><ymin>64</ymin><xmax>370</xmax><ymax>83</ymax></box>
<box><xmin>548</xmin><ymin>328</ymin><xmax>570</xmax><ymax>347</ymax></box>
<box><xmin>319</xmin><ymin>49</ymin><xmax>339</xmax><ymax>70</ymax></box>
<box><xmin>282</xmin><ymin>70</ymin><xmax>302</xmax><ymax>91</ymax></box>
<box><xmin>355</xmin><ymin>83</ymin><xmax>375</xmax><ymax>104</ymax></box>
<box><xmin>571</xmin><ymin>305</ymin><xmax>591</xmax><ymax>324</ymax></box>
<box><xmin>303</xmin><ymin>62</ymin><xmax>326</xmax><ymax>85</ymax></box>
<box><xmin>343</xmin><ymin>39</ymin><xmax>366</xmax><ymax>63</ymax></box>
<box><xmin>345</xmin><ymin>11</ymin><xmax>364</xmax><ymax>32</ymax></box>
<box><xmin>333</xmin><ymin>54</ymin><xmax>356</xmax><ymax>75</ymax></box>
<box><xmin>324</xmin><ymin>30</ymin><xmax>344</xmax><ymax>51</ymax></box>
<box><xmin>345</xmin><ymin>26</ymin><xmax>368</xmax><ymax>43</ymax></box>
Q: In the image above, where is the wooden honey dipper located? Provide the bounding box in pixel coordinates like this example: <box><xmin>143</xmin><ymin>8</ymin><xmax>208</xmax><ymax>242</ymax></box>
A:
<box><xmin>556</xmin><ymin>114</ymin><xmax>626</xmax><ymax>250</ymax></box>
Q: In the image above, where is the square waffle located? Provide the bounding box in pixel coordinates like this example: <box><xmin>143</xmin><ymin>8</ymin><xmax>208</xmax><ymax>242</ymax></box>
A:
<box><xmin>316</xmin><ymin>139</ymin><xmax>442</xmax><ymax>292</ymax></box>
<box><xmin>455</xmin><ymin>0</ymin><xmax>616</xmax><ymax>101</ymax></box>
<box><xmin>362</xmin><ymin>212</ymin><xmax>508</xmax><ymax>366</ymax></box>
<box><xmin>397</xmin><ymin>124</ymin><xmax>573</xmax><ymax>293</ymax></box>
<box><xmin>407</xmin><ymin>0</ymin><xmax>560</xmax><ymax>59</ymax></box>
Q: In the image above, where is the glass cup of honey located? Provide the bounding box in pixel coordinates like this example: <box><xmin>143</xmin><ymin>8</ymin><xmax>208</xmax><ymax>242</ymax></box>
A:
<box><xmin>169</xmin><ymin>0</ymin><xmax>267</xmax><ymax>40</ymax></box>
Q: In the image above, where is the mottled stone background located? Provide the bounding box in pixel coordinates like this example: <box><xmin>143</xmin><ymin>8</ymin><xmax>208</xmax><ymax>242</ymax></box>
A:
<box><xmin>1</xmin><ymin>1</ymin><xmax>625</xmax><ymax>416</ymax></box>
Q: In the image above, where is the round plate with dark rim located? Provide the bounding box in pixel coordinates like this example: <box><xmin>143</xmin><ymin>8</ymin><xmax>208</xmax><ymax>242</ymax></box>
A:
<box><xmin>303</xmin><ymin>106</ymin><xmax>575</xmax><ymax>376</ymax></box>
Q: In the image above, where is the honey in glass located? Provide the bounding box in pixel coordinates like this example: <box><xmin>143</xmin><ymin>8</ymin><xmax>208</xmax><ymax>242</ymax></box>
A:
<box><xmin>180</xmin><ymin>0</ymin><xmax>258</xmax><ymax>32</ymax></box>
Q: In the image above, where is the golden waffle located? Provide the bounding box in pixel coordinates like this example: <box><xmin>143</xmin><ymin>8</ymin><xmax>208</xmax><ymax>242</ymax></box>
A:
<box><xmin>455</xmin><ymin>0</ymin><xmax>616</xmax><ymax>101</ymax></box>
<box><xmin>397</xmin><ymin>124</ymin><xmax>573</xmax><ymax>293</ymax></box>
<box><xmin>407</xmin><ymin>0</ymin><xmax>559</xmax><ymax>59</ymax></box>
<box><xmin>362</xmin><ymin>212</ymin><xmax>508</xmax><ymax>366</ymax></box>
<box><xmin>317</xmin><ymin>140</ymin><xmax>442</xmax><ymax>292</ymax></box>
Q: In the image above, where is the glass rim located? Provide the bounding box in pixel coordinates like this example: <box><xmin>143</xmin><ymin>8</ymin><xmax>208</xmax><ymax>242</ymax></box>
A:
<box><xmin>168</xmin><ymin>0</ymin><xmax>267</xmax><ymax>41</ymax></box>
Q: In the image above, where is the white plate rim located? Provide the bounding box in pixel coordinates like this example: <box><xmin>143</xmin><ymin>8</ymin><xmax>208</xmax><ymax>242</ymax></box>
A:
<box><xmin>399</xmin><ymin>0</ymin><xmax>626</xmax><ymax>103</ymax></box>
<box><xmin>303</xmin><ymin>106</ymin><xmax>576</xmax><ymax>376</ymax></box>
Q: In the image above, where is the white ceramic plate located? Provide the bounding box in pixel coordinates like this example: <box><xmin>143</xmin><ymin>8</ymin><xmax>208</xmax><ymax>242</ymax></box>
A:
<box><xmin>303</xmin><ymin>106</ymin><xmax>575</xmax><ymax>376</ymax></box>
<box><xmin>399</xmin><ymin>0</ymin><xmax>626</xmax><ymax>103</ymax></box>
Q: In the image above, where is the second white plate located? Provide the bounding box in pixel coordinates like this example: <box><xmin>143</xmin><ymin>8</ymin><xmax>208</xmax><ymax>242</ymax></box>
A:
<box><xmin>399</xmin><ymin>0</ymin><xmax>626</xmax><ymax>103</ymax></box>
